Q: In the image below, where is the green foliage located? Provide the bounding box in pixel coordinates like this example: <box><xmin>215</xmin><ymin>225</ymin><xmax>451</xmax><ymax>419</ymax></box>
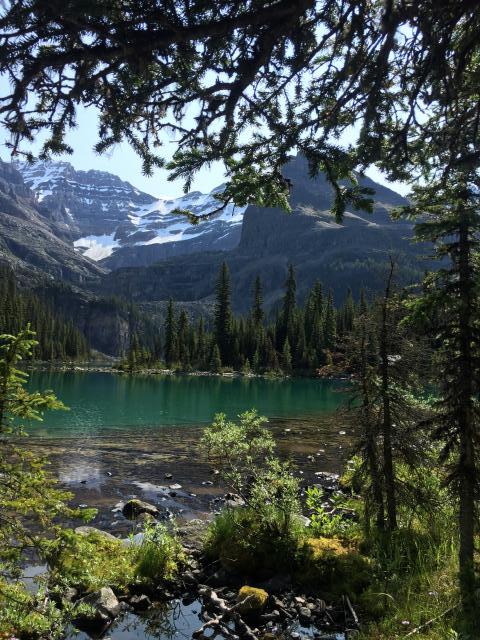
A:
<box><xmin>202</xmin><ymin>410</ymin><xmax>303</xmax><ymax>574</ymax></box>
<box><xmin>305</xmin><ymin>486</ymin><xmax>355</xmax><ymax>538</ymax></box>
<box><xmin>134</xmin><ymin>522</ymin><xmax>184</xmax><ymax>583</ymax></box>
<box><xmin>0</xmin><ymin>328</ymin><xmax>94</xmax><ymax>637</ymax></box>
<box><xmin>202</xmin><ymin>410</ymin><xmax>275</xmax><ymax>495</ymax></box>
<box><xmin>48</xmin><ymin>524</ymin><xmax>183</xmax><ymax>595</ymax></box>
<box><xmin>0</xmin><ymin>580</ymin><xmax>66</xmax><ymax>640</ymax></box>
<box><xmin>47</xmin><ymin>529</ymin><xmax>136</xmax><ymax>593</ymax></box>
<box><xmin>204</xmin><ymin>506</ymin><xmax>304</xmax><ymax>576</ymax></box>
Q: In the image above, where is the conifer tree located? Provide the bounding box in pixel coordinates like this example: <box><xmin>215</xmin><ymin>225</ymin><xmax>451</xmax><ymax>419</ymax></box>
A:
<box><xmin>279</xmin><ymin>264</ymin><xmax>297</xmax><ymax>346</ymax></box>
<box><xmin>342</xmin><ymin>287</ymin><xmax>355</xmax><ymax>334</ymax></box>
<box><xmin>177</xmin><ymin>309</ymin><xmax>190</xmax><ymax>368</ymax></box>
<box><xmin>196</xmin><ymin>317</ymin><xmax>207</xmax><ymax>369</ymax></box>
<box><xmin>214</xmin><ymin>262</ymin><xmax>234</xmax><ymax>366</ymax></box>
<box><xmin>251</xmin><ymin>275</ymin><xmax>264</xmax><ymax>325</ymax></box>
<box><xmin>282</xmin><ymin>338</ymin><xmax>292</xmax><ymax>373</ymax></box>
<box><xmin>164</xmin><ymin>298</ymin><xmax>178</xmax><ymax>367</ymax></box>
<box><xmin>209</xmin><ymin>343</ymin><xmax>222</xmax><ymax>373</ymax></box>
<box><xmin>323</xmin><ymin>291</ymin><xmax>337</xmax><ymax>351</ymax></box>
<box><xmin>406</xmin><ymin>174</ymin><xmax>480</xmax><ymax>623</ymax></box>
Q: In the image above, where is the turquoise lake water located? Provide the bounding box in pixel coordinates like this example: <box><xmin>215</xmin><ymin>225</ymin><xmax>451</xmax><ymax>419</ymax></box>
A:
<box><xmin>27</xmin><ymin>371</ymin><xmax>348</xmax><ymax>437</ymax></box>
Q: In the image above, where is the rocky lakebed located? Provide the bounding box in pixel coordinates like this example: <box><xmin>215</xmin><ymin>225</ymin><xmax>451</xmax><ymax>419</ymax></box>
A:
<box><xmin>23</xmin><ymin>418</ymin><xmax>355</xmax><ymax>640</ymax></box>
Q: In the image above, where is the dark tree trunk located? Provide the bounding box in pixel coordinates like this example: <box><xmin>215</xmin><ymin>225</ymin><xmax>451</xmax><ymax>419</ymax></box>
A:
<box><xmin>457</xmin><ymin>212</ymin><xmax>477</xmax><ymax>625</ymax></box>
<box><xmin>359</xmin><ymin>316</ymin><xmax>384</xmax><ymax>530</ymax></box>
<box><xmin>379</xmin><ymin>258</ymin><xmax>397</xmax><ymax>531</ymax></box>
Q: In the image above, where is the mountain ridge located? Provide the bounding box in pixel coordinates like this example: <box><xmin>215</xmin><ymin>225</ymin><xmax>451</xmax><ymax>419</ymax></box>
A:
<box><xmin>18</xmin><ymin>160</ymin><xmax>245</xmax><ymax>264</ymax></box>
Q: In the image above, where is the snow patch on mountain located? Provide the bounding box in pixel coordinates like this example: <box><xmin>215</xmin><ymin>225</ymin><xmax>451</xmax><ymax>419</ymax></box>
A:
<box><xmin>74</xmin><ymin>234</ymin><xmax>120</xmax><ymax>260</ymax></box>
<box><xmin>19</xmin><ymin>160</ymin><xmax>246</xmax><ymax>263</ymax></box>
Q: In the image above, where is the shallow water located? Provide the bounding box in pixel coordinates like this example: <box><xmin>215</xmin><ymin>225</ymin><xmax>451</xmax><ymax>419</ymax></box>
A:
<box><xmin>23</xmin><ymin>372</ymin><xmax>352</xmax><ymax>639</ymax></box>
<box><xmin>66</xmin><ymin>599</ymin><xmax>346</xmax><ymax>640</ymax></box>
<box><xmin>23</xmin><ymin>371</ymin><xmax>352</xmax><ymax>529</ymax></box>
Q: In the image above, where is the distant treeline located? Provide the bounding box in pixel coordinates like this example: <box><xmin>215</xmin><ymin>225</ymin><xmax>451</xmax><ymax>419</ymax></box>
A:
<box><xmin>120</xmin><ymin>262</ymin><xmax>368</xmax><ymax>375</ymax></box>
<box><xmin>0</xmin><ymin>268</ymin><xmax>90</xmax><ymax>361</ymax></box>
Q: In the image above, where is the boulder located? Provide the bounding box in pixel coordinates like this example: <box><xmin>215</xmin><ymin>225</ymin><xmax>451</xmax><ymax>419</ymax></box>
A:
<box><xmin>236</xmin><ymin>586</ymin><xmax>268</xmax><ymax>616</ymax></box>
<box><xmin>129</xmin><ymin>594</ymin><xmax>152</xmax><ymax>611</ymax></box>
<box><xmin>74</xmin><ymin>587</ymin><xmax>120</xmax><ymax>631</ymax></box>
<box><xmin>299</xmin><ymin>606</ymin><xmax>312</xmax><ymax>625</ymax></box>
<box><xmin>122</xmin><ymin>499</ymin><xmax>159</xmax><ymax>520</ymax></box>
<box><xmin>224</xmin><ymin>492</ymin><xmax>245</xmax><ymax>508</ymax></box>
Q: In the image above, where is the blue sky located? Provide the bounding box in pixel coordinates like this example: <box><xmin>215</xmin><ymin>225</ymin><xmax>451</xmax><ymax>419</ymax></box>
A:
<box><xmin>0</xmin><ymin>103</ymin><xmax>408</xmax><ymax>199</ymax></box>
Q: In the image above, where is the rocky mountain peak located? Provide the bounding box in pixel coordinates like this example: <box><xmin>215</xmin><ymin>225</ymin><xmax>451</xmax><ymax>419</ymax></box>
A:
<box><xmin>18</xmin><ymin>160</ymin><xmax>246</xmax><ymax>264</ymax></box>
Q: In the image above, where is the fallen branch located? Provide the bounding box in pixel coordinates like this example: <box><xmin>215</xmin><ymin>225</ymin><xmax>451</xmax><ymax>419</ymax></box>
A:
<box><xmin>404</xmin><ymin>604</ymin><xmax>459</xmax><ymax>637</ymax></box>
<box><xmin>193</xmin><ymin>588</ymin><xmax>258</xmax><ymax>640</ymax></box>
<box><xmin>345</xmin><ymin>595</ymin><xmax>359</xmax><ymax>626</ymax></box>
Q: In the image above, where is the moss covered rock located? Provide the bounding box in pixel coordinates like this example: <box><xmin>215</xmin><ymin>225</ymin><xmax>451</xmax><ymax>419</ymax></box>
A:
<box><xmin>297</xmin><ymin>537</ymin><xmax>372</xmax><ymax>595</ymax></box>
<box><xmin>237</xmin><ymin>586</ymin><xmax>268</xmax><ymax>615</ymax></box>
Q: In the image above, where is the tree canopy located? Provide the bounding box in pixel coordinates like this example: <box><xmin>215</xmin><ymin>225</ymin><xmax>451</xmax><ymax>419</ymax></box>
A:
<box><xmin>1</xmin><ymin>1</ymin><xmax>479</xmax><ymax>219</ymax></box>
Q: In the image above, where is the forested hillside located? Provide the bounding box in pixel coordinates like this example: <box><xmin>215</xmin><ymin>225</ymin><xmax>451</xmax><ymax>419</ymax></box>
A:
<box><xmin>0</xmin><ymin>268</ymin><xmax>90</xmax><ymax>360</ymax></box>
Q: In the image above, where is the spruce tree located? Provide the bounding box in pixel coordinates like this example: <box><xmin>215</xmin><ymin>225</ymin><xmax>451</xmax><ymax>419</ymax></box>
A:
<box><xmin>280</xmin><ymin>264</ymin><xmax>297</xmax><ymax>346</ymax></box>
<box><xmin>164</xmin><ymin>299</ymin><xmax>178</xmax><ymax>367</ymax></box>
<box><xmin>342</xmin><ymin>288</ymin><xmax>355</xmax><ymax>334</ymax></box>
<box><xmin>406</xmin><ymin>174</ymin><xmax>480</xmax><ymax>623</ymax></box>
<box><xmin>282</xmin><ymin>338</ymin><xmax>292</xmax><ymax>373</ymax></box>
<box><xmin>323</xmin><ymin>291</ymin><xmax>337</xmax><ymax>351</ymax></box>
<box><xmin>214</xmin><ymin>262</ymin><xmax>234</xmax><ymax>366</ymax></box>
<box><xmin>177</xmin><ymin>309</ymin><xmax>190</xmax><ymax>369</ymax></box>
<box><xmin>251</xmin><ymin>275</ymin><xmax>264</xmax><ymax>325</ymax></box>
<box><xmin>209</xmin><ymin>343</ymin><xmax>222</xmax><ymax>373</ymax></box>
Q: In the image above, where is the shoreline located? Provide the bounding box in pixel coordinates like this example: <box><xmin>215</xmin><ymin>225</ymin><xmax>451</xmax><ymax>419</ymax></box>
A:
<box><xmin>26</xmin><ymin>361</ymin><xmax>353</xmax><ymax>382</ymax></box>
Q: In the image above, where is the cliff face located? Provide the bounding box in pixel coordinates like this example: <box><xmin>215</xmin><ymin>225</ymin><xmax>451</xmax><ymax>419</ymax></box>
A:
<box><xmin>0</xmin><ymin>161</ymin><xmax>105</xmax><ymax>286</ymax></box>
<box><xmin>19</xmin><ymin>161</ymin><xmax>245</xmax><ymax>265</ymax></box>
<box><xmin>97</xmin><ymin>156</ymin><xmax>422</xmax><ymax>311</ymax></box>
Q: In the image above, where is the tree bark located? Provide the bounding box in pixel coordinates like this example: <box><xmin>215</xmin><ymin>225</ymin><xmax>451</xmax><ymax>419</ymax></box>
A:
<box><xmin>457</xmin><ymin>211</ymin><xmax>477</xmax><ymax>626</ymax></box>
<box><xmin>359</xmin><ymin>315</ymin><xmax>384</xmax><ymax>530</ymax></box>
<box><xmin>380</xmin><ymin>258</ymin><xmax>397</xmax><ymax>531</ymax></box>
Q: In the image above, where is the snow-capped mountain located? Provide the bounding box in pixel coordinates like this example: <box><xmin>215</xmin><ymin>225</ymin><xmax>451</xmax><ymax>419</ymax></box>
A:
<box><xmin>18</xmin><ymin>161</ymin><xmax>245</xmax><ymax>266</ymax></box>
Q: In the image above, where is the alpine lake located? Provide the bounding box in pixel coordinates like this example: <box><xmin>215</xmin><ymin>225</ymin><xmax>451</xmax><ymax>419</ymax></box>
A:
<box><xmin>24</xmin><ymin>370</ymin><xmax>352</xmax><ymax>640</ymax></box>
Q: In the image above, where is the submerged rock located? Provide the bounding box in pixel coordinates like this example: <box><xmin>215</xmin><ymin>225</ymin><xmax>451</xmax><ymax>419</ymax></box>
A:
<box><xmin>129</xmin><ymin>594</ymin><xmax>152</xmax><ymax>611</ymax></box>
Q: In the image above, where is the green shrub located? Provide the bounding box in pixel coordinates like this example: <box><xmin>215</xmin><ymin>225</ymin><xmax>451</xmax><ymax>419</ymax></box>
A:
<box><xmin>46</xmin><ymin>529</ymin><xmax>137</xmax><ymax>594</ymax></box>
<box><xmin>205</xmin><ymin>507</ymin><xmax>304</xmax><ymax>576</ymax></box>
<box><xmin>202</xmin><ymin>410</ymin><xmax>305</xmax><ymax>576</ymax></box>
<box><xmin>47</xmin><ymin>525</ymin><xmax>183</xmax><ymax>596</ymax></box>
<box><xmin>306</xmin><ymin>486</ymin><xmax>358</xmax><ymax>539</ymax></box>
<box><xmin>0</xmin><ymin>580</ymin><xmax>66</xmax><ymax>640</ymax></box>
<box><xmin>134</xmin><ymin>523</ymin><xmax>184</xmax><ymax>582</ymax></box>
<box><xmin>296</xmin><ymin>537</ymin><xmax>373</xmax><ymax>596</ymax></box>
